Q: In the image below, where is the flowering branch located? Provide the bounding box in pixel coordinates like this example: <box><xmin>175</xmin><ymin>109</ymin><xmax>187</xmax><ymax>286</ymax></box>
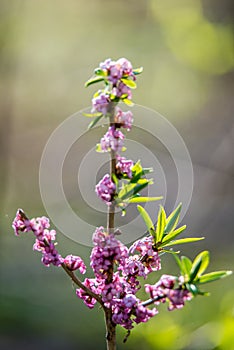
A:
<box><xmin>12</xmin><ymin>57</ymin><xmax>232</xmax><ymax>350</ymax></box>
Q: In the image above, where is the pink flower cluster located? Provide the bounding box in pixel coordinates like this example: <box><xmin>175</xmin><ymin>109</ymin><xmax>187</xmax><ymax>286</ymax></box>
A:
<box><xmin>75</xmin><ymin>226</ymin><xmax>163</xmax><ymax>329</ymax></box>
<box><xmin>115</xmin><ymin>107</ymin><xmax>133</xmax><ymax>131</ymax></box>
<box><xmin>12</xmin><ymin>209</ymin><xmax>86</xmax><ymax>272</ymax></box>
<box><xmin>145</xmin><ymin>274</ymin><xmax>192</xmax><ymax>311</ymax></box>
<box><xmin>112</xmin><ymin>81</ymin><xmax>132</xmax><ymax>100</ymax></box>
<box><xmin>100</xmin><ymin>126</ymin><xmax>125</xmax><ymax>153</ymax></box>
<box><xmin>99</xmin><ymin>57</ymin><xmax>134</xmax><ymax>85</ymax></box>
<box><xmin>95</xmin><ymin>174</ymin><xmax>116</xmax><ymax>204</ymax></box>
<box><xmin>129</xmin><ymin>236</ymin><xmax>161</xmax><ymax>274</ymax></box>
<box><xmin>92</xmin><ymin>58</ymin><xmax>135</xmax><ymax>114</ymax></box>
<box><xmin>92</xmin><ymin>91</ymin><xmax>110</xmax><ymax>115</ymax></box>
<box><xmin>116</xmin><ymin>156</ymin><xmax>134</xmax><ymax>178</ymax></box>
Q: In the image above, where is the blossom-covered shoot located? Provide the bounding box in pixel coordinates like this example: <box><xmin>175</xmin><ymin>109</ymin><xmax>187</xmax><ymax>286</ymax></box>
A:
<box><xmin>12</xmin><ymin>57</ymin><xmax>232</xmax><ymax>350</ymax></box>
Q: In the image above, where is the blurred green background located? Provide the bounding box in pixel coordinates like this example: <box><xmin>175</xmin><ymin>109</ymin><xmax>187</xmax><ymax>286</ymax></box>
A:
<box><xmin>0</xmin><ymin>0</ymin><xmax>234</xmax><ymax>349</ymax></box>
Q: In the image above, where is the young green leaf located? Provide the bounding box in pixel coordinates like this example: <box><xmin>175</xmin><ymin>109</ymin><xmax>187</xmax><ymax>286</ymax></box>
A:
<box><xmin>156</xmin><ymin>206</ymin><xmax>166</xmax><ymax>242</ymax></box>
<box><xmin>163</xmin><ymin>237</ymin><xmax>204</xmax><ymax>248</ymax></box>
<box><xmin>83</xmin><ymin>112</ymin><xmax>103</xmax><ymax>118</ymax></box>
<box><xmin>198</xmin><ymin>271</ymin><xmax>232</xmax><ymax>284</ymax></box>
<box><xmin>164</xmin><ymin>203</ymin><xmax>182</xmax><ymax>236</ymax></box>
<box><xmin>122</xmin><ymin>98</ymin><xmax>134</xmax><ymax>106</ymax></box>
<box><xmin>94</xmin><ymin>68</ymin><xmax>107</xmax><ymax>76</ymax></box>
<box><xmin>121</xmin><ymin>78</ymin><xmax>137</xmax><ymax>89</ymax></box>
<box><xmin>85</xmin><ymin>76</ymin><xmax>105</xmax><ymax>87</ymax></box>
<box><xmin>133</xmin><ymin>67</ymin><xmax>143</xmax><ymax>75</ymax></box>
<box><xmin>189</xmin><ymin>250</ymin><xmax>209</xmax><ymax>283</ymax></box>
<box><xmin>137</xmin><ymin>205</ymin><xmax>154</xmax><ymax>232</ymax></box>
<box><xmin>129</xmin><ymin>196</ymin><xmax>162</xmax><ymax>203</ymax></box>
<box><xmin>181</xmin><ymin>256</ymin><xmax>193</xmax><ymax>277</ymax></box>
<box><xmin>88</xmin><ymin>115</ymin><xmax>103</xmax><ymax>129</ymax></box>
<box><xmin>96</xmin><ymin>143</ymin><xmax>103</xmax><ymax>153</ymax></box>
<box><xmin>173</xmin><ymin>253</ymin><xmax>184</xmax><ymax>273</ymax></box>
<box><xmin>192</xmin><ymin>251</ymin><xmax>210</xmax><ymax>278</ymax></box>
<box><xmin>161</xmin><ymin>225</ymin><xmax>187</xmax><ymax>245</ymax></box>
<box><xmin>186</xmin><ymin>283</ymin><xmax>200</xmax><ymax>296</ymax></box>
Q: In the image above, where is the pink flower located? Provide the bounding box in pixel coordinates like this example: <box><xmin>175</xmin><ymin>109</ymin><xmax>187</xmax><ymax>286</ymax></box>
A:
<box><xmin>100</xmin><ymin>126</ymin><xmax>125</xmax><ymax>153</ymax></box>
<box><xmin>95</xmin><ymin>174</ymin><xmax>116</xmax><ymax>204</ymax></box>
<box><xmin>115</xmin><ymin>108</ymin><xmax>133</xmax><ymax>131</ymax></box>
<box><xmin>145</xmin><ymin>274</ymin><xmax>192</xmax><ymax>310</ymax></box>
<box><xmin>76</xmin><ymin>278</ymin><xmax>100</xmax><ymax>309</ymax></box>
<box><xmin>116</xmin><ymin>156</ymin><xmax>134</xmax><ymax>178</ymax></box>
<box><xmin>112</xmin><ymin>81</ymin><xmax>132</xmax><ymax>100</ymax></box>
<box><xmin>92</xmin><ymin>92</ymin><xmax>110</xmax><ymax>114</ymax></box>
<box><xmin>90</xmin><ymin>232</ymin><xmax>129</xmax><ymax>278</ymax></box>
<box><xmin>64</xmin><ymin>255</ymin><xmax>86</xmax><ymax>274</ymax></box>
<box><xmin>12</xmin><ymin>209</ymin><xmax>32</xmax><ymax>236</ymax></box>
<box><xmin>129</xmin><ymin>236</ymin><xmax>161</xmax><ymax>275</ymax></box>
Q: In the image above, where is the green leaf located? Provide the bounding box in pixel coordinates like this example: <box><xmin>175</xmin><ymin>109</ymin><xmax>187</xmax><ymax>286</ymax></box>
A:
<box><xmin>161</xmin><ymin>225</ymin><xmax>187</xmax><ymax>245</ymax></box>
<box><xmin>83</xmin><ymin>112</ymin><xmax>103</xmax><ymax>118</ymax></box>
<box><xmin>112</xmin><ymin>174</ymin><xmax>119</xmax><ymax>189</ymax></box>
<box><xmin>164</xmin><ymin>203</ymin><xmax>182</xmax><ymax>236</ymax></box>
<box><xmin>164</xmin><ymin>237</ymin><xmax>204</xmax><ymax>248</ymax></box>
<box><xmin>156</xmin><ymin>206</ymin><xmax>166</xmax><ymax>242</ymax></box>
<box><xmin>137</xmin><ymin>205</ymin><xmax>154</xmax><ymax>231</ymax></box>
<box><xmin>133</xmin><ymin>67</ymin><xmax>143</xmax><ymax>75</ymax></box>
<box><xmin>131</xmin><ymin>161</ymin><xmax>143</xmax><ymax>176</ymax></box>
<box><xmin>85</xmin><ymin>76</ymin><xmax>105</xmax><ymax>87</ymax></box>
<box><xmin>96</xmin><ymin>143</ymin><xmax>102</xmax><ymax>152</ymax></box>
<box><xmin>122</xmin><ymin>98</ymin><xmax>134</xmax><ymax>106</ymax></box>
<box><xmin>142</xmin><ymin>167</ymin><xmax>153</xmax><ymax>174</ymax></box>
<box><xmin>118</xmin><ymin>180</ymin><xmax>151</xmax><ymax>201</ymax></box>
<box><xmin>198</xmin><ymin>271</ymin><xmax>232</xmax><ymax>284</ymax></box>
<box><xmin>129</xmin><ymin>196</ymin><xmax>163</xmax><ymax>203</ymax></box>
<box><xmin>192</xmin><ymin>251</ymin><xmax>210</xmax><ymax>278</ymax></box>
<box><xmin>121</xmin><ymin>78</ymin><xmax>137</xmax><ymax>89</ymax></box>
<box><xmin>181</xmin><ymin>256</ymin><xmax>193</xmax><ymax>276</ymax></box>
<box><xmin>173</xmin><ymin>254</ymin><xmax>184</xmax><ymax>273</ymax></box>
<box><xmin>186</xmin><ymin>283</ymin><xmax>199</xmax><ymax>296</ymax></box>
<box><xmin>189</xmin><ymin>250</ymin><xmax>209</xmax><ymax>283</ymax></box>
<box><xmin>88</xmin><ymin>115</ymin><xmax>103</xmax><ymax>129</ymax></box>
<box><xmin>94</xmin><ymin>68</ymin><xmax>107</xmax><ymax>76</ymax></box>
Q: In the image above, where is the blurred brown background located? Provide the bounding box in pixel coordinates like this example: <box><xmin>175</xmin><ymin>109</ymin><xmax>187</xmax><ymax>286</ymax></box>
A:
<box><xmin>0</xmin><ymin>1</ymin><xmax>234</xmax><ymax>349</ymax></box>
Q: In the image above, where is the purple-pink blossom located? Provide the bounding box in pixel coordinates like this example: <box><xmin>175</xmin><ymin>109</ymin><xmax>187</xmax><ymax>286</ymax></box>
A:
<box><xmin>99</xmin><ymin>58</ymin><xmax>134</xmax><ymax>85</ymax></box>
<box><xmin>100</xmin><ymin>126</ymin><xmax>125</xmax><ymax>153</ymax></box>
<box><xmin>13</xmin><ymin>210</ymin><xmax>63</xmax><ymax>267</ymax></box>
<box><xmin>129</xmin><ymin>236</ymin><xmax>161</xmax><ymax>274</ymax></box>
<box><xmin>64</xmin><ymin>255</ymin><xmax>86</xmax><ymax>274</ymax></box>
<box><xmin>91</xmin><ymin>230</ymin><xmax>129</xmax><ymax>278</ymax></box>
<box><xmin>145</xmin><ymin>274</ymin><xmax>192</xmax><ymax>310</ymax></box>
<box><xmin>112</xmin><ymin>81</ymin><xmax>132</xmax><ymax>100</ymax></box>
<box><xmin>76</xmin><ymin>278</ymin><xmax>101</xmax><ymax>309</ymax></box>
<box><xmin>92</xmin><ymin>91</ymin><xmax>110</xmax><ymax>115</ymax></box>
<box><xmin>12</xmin><ymin>209</ymin><xmax>35</xmax><ymax>236</ymax></box>
<box><xmin>95</xmin><ymin>174</ymin><xmax>116</xmax><ymax>204</ymax></box>
<box><xmin>115</xmin><ymin>108</ymin><xmax>133</xmax><ymax>131</ymax></box>
<box><xmin>116</xmin><ymin>156</ymin><xmax>134</xmax><ymax>178</ymax></box>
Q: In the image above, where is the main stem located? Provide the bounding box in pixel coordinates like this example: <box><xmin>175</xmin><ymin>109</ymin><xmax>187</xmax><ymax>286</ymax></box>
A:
<box><xmin>107</xmin><ymin>101</ymin><xmax>116</xmax><ymax>234</ymax></box>
<box><xmin>105</xmin><ymin>101</ymin><xmax>117</xmax><ymax>350</ymax></box>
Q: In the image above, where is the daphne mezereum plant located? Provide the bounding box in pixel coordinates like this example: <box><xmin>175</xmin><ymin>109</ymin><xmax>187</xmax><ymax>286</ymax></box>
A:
<box><xmin>12</xmin><ymin>58</ymin><xmax>232</xmax><ymax>350</ymax></box>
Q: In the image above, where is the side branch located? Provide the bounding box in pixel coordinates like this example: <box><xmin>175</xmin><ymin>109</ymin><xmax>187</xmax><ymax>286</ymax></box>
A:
<box><xmin>61</xmin><ymin>263</ymin><xmax>104</xmax><ymax>306</ymax></box>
